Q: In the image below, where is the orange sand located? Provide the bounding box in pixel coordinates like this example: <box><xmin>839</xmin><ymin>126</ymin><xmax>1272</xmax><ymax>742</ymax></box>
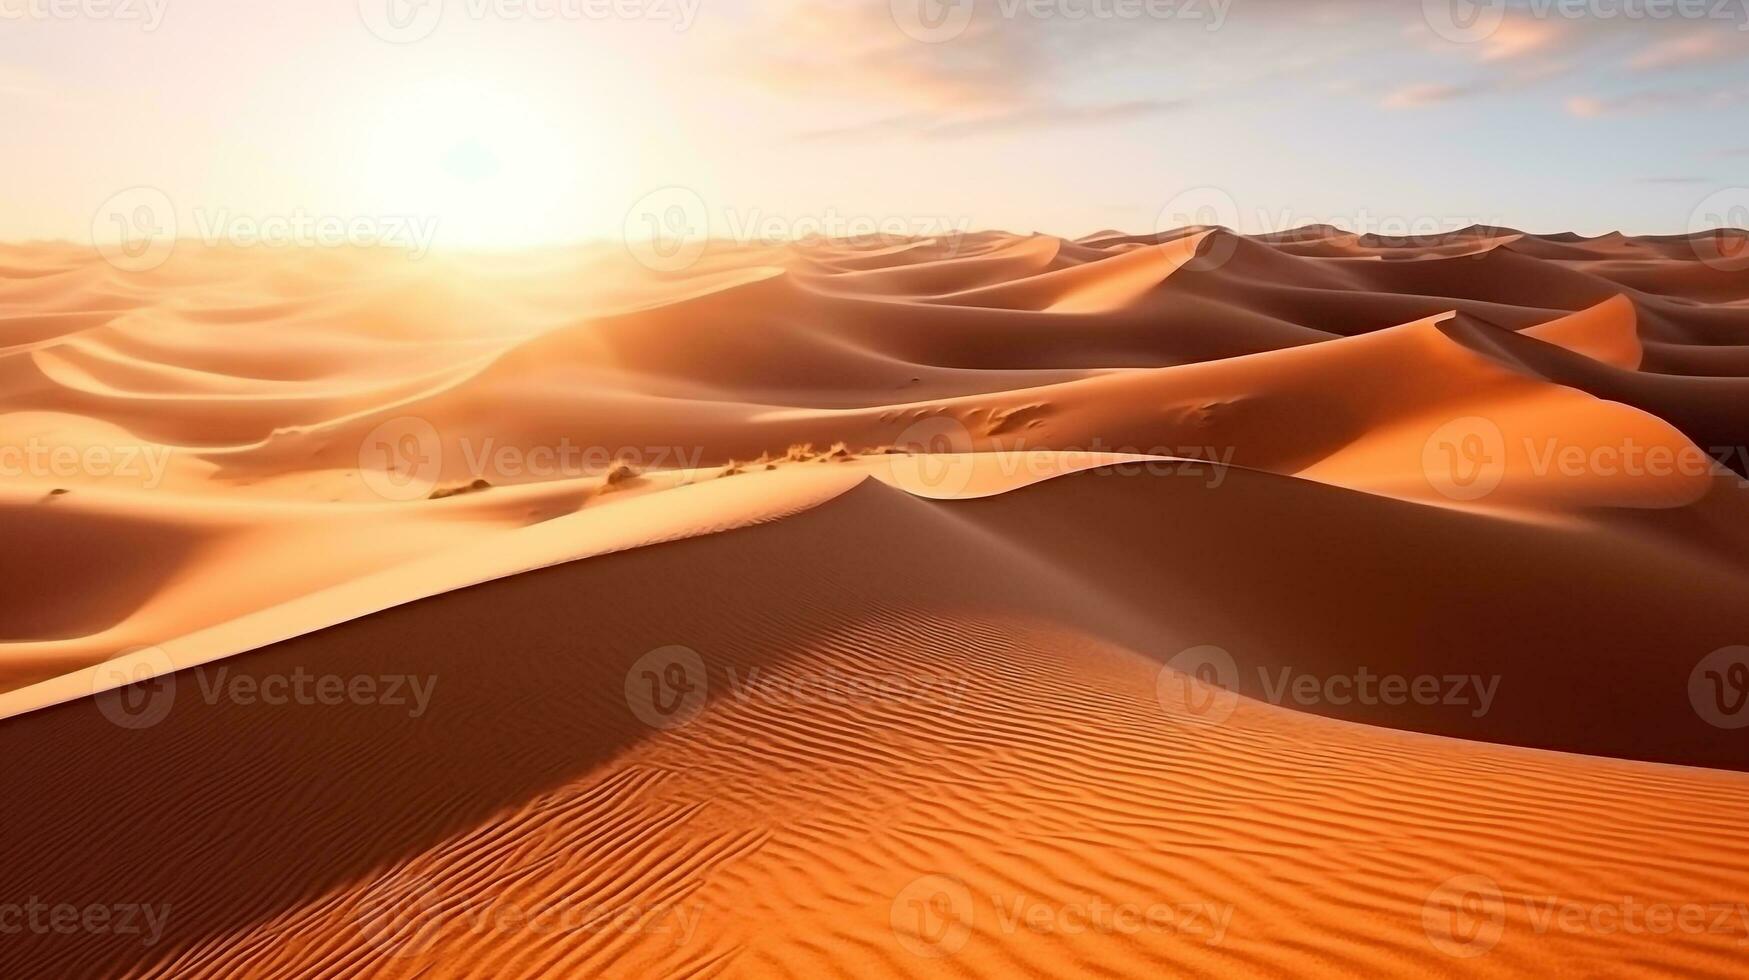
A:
<box><xmin>2</xmin><ymin>228</ymin><xmax>1748</xmax><ymax>977</ymax></box>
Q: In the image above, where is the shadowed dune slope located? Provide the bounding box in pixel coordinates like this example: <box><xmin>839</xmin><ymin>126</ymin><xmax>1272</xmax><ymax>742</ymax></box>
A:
<box><xmin>4</xmin><ymin>228</ymin><xmax>1749</xmax><ymax>977</ymax></box>
<box><xmin>4</xmin><ymin>477</ymin><xmax>1749</xmax><ymax>979</ymax></box>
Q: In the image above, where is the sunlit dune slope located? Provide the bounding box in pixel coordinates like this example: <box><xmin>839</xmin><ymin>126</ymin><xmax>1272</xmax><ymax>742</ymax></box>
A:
<box><xmin>3</xmin><ymin>227</ymin><xmax>1749</xmax><ymax>978</ymax></box>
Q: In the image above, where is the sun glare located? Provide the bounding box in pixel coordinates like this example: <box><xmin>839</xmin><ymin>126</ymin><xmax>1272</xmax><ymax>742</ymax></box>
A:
<box><xmin>354</xmin><ymin>77</ymin><xmax>622</xmax><ymax>251</ymax></box>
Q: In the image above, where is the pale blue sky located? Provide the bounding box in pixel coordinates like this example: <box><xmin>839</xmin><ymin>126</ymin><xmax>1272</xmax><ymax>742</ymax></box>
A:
<box><xmin>3</xmin><ymin>0</ymin><xmax>1746</xmax><ymax>247</ymax></box>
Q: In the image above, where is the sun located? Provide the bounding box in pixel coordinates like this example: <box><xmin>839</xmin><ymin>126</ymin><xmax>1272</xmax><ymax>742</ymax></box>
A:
<box><xmin>352</xmin><ymin>76</ymin><xmax>625</xmax><ymax>251</ymax></box>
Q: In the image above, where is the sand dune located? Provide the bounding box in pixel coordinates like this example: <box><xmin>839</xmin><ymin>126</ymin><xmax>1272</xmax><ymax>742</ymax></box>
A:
<box><xmin>3</xmin><ymin>228</ymin><xmax>1749</xmax><ymax>977</ymax></box>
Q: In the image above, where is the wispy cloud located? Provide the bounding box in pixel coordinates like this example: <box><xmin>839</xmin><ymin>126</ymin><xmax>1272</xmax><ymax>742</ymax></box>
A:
<box><xmin>798</xmin><ymin>99</ymin><xmax>1186</xmax><ymax>141</ymax></box>
<box><xmin>1382</xmin><ymin>82</ymin><xmax>1479</xmax><ymax>108</ymax></box>
<box><xmin>1568</xmin><ymin>84</ymin><xmax>1749</xmax><ymax>116</ymax></box>
<box><xmin>1381</xmin><ymin>59</ymin><xmax>1571</xmax><ymax>108</ymax></box>
<box><xmin>1627</xmin><ymin>30</ymin><xmax>1749</xmax><ymax>71</ymax></box>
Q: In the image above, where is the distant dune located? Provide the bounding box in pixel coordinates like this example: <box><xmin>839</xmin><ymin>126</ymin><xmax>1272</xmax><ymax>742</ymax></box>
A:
<box><xmin>3</xmin><ymin>227</ymin><xmax>1748</xmax><ymax>977</ymax></box>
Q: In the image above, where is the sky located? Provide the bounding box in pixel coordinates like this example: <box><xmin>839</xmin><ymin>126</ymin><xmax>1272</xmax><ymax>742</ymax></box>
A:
<box><xmin>2</xmin><ymin>0</ymin><xmax>1748</xmax><ymax>251</ymax></box>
